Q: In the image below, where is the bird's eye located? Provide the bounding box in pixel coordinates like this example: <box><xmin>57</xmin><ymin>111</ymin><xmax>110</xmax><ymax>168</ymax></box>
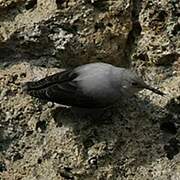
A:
<box><xmin>132</xmin><ymin>82</ymin><xmax>138</xmax><ymax>86</ymax></box>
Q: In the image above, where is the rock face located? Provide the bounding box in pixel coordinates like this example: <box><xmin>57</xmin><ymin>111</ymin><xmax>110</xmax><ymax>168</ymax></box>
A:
<box><xmin>0</xmin><ymin>0</ymin><xmax>180</xmax><ymax>179</ymax></box>
<box><xmin>0</xmin><ymin>0</ymin><xmax>133</xmax><ymax>67</ymax></box>
<box><xmin>134</xmin><ymin>0</ymin><xmax>180</xmax><ymax>66</ymax></box>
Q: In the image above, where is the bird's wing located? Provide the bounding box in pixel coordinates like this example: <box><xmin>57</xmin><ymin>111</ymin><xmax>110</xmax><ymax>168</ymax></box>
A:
<box><xmin>24</xmin><ymin>69</ymin><xmax>106</xmax><ymax>108</ymax></box>
<box><xmin>24</xmin><ymin>69</ymin><xmax>76</xmax><ymax>91</ymax></box>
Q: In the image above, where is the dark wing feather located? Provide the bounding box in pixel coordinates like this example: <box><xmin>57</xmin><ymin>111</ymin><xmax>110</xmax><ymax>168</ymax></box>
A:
<box><xmin>23</xmin><ymin>69</ymin><xmax>76</xmax><ymax>91</ymax></box>
<box><xmin>23</xmin><ymin>69</ymin><xmax>107</xmax><ymax>108</ymax></box>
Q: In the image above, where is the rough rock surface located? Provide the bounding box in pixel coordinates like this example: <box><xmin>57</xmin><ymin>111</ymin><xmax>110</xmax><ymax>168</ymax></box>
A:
<box><xmin>134</xmin><ymin>0</ymin><xmax>180</xmax><ymax>66</ymax></box>
<box><xmin>0</xmin><ymin>0</ymin><xmax>132</xmax><ymax>67</ymax></box>
<box><xmin>0</xmin><ymin>0</ymin><xmax>180</xmax><ymax>179</ymax></box>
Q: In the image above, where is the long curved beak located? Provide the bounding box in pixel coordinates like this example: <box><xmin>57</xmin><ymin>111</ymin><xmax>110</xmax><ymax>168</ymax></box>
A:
<box><xmin>143</xmin><ymin>84</ymin><xmax>165</xmax><ymax>96</ymax></box>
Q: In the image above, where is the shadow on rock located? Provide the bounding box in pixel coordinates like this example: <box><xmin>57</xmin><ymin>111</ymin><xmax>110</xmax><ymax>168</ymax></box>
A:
<box><xmin>50</xmin><ymin>95</ymin><xmax>169</xmax><ymax>174</ymax></box>
<box><xmin>159</xmin><ymin>95</ymin><xmax>180</xmax><ymax>160</ymax></box>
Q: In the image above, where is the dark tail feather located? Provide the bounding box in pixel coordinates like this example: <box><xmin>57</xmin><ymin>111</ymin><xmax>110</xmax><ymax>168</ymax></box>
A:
<box><xmin>22</xmin><ymin>69</ymin><xmax>79</xmax><ymax>105</ymax></box>
<box><xmin>22</xmin><ymin>81</ymin><xmax>34</xmax><ymax>92</ymax></box>
<box><xmin>22</xmin><ymin>82</ymin><xmax>51</xmax><ymax>101</ymax></box>
<box><xmin>22</xmin><ymin>80</ymin><xmax>46</xmax><ymax>92</ymax></box>
<box><xmin>22</xmin><ymin>69</ymin><xmax>75</xmax><ymax>92</ymax></box>
<box><xmin>28</xmin><ymin>88</ymin><xmax>49</xmax><ymax>100</ymax></box>
<box><xmin>22</xmin><ymin>73</ymin><xmax>61</xmax><ymax>92</ymax></box>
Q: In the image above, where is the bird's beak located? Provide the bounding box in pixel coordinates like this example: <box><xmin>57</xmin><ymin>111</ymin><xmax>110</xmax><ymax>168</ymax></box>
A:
<box><xmin>143</xmin><ymin>84</ymin><xmax>165</xmax><ymax>96</ymax></box>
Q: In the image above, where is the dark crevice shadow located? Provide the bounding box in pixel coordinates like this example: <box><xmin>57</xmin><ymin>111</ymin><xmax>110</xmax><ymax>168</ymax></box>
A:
<box><xmin>0</xmin><ymin>0</ymin><xmax>38</xmax><ymax>22</ymax></box>
<box><xmin>124</xmin><ymin>0</ymin><xmax>142</xmax><ymax>65</ymax></box>
<box><xmin>161</xmin><ymin>95</ymin><xmax>180</xmax><ymax>160</ymax></box>
<box><xmin>0</xmin><ymin>128</ymin><xmax>24</xmax><ymax>153</ymax></box>
<box><xmin>0</xmin><ymin>111</ymin><xmax>14</xmax><ymax>152</ymax></box>
<box><xmin>50</xmin><ymin>95</ymin><xmax>173</xmax><ymax>176</ymax></box>
<box><xmin>0</xmin><ymin>24</ymin><xmax>55</xmax><ymax>65</ymax></box>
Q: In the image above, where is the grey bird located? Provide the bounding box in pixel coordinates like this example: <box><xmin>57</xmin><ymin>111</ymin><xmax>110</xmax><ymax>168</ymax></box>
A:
<box><xmin>23</xmin><ymin>62</ymin><xmax>164</xmax><ymax>108</ymax></box>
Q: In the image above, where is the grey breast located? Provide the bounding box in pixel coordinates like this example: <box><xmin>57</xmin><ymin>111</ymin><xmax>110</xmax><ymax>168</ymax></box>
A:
<box><xmin>73</xmin><ymin>63</ymin><xmax>122</xmax><ymax>104</ymax></box>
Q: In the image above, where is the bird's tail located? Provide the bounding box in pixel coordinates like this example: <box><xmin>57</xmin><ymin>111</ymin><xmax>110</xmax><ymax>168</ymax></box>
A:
<box><xmin>22</xmin><ymin>69</ymin><xmax>75</xmax><ymax>101</ymax></box>
<box><xmin>22</xmin><ymin>74</ymin><xmax>58</xmax><ymax>92</ymax></box>
<box><xmin>22</xmin><ymin>81</ymin><xmax>35</xmax><ymax>92</ymax></box>
<box><xmin>22</xmin><ymin>69</ymin><xmax>74</xmax><ymax>93</ymax></box>
<box><xmin>22</xmin><ymin>81</ymin><xmax>41</xmax><ymax>98</ymax></box>
<box><xmin>22</xmin><ymin>80</ymin><xmax>52</xmax><ymax>101</ymax></box>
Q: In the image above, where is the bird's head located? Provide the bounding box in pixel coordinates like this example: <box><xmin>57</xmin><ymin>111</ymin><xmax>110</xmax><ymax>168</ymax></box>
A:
<box><xmin>120</xmin><ymin>70</ymin><xmax>165</xmax><ymax>97</ymax></box>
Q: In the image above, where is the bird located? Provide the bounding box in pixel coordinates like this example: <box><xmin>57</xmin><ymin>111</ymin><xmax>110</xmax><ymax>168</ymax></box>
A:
<box><xmin>23</xmin><ymin>62</ymin><xmax>164</xmax><ymax>108</ymax></box>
